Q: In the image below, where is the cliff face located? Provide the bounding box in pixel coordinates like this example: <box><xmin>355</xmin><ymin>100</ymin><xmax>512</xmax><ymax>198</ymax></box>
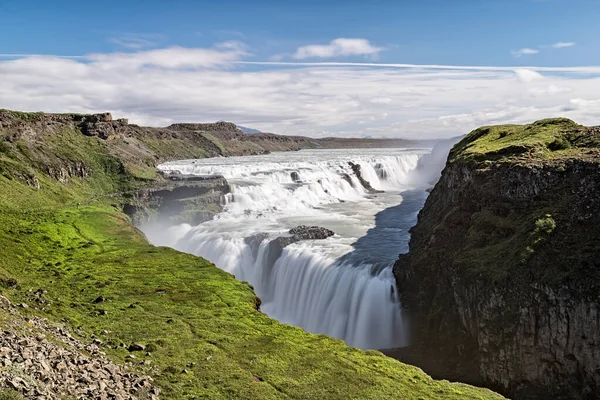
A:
<box><xmin>125</xmin><ymin>175</ymin><xmax>230</xmax><ymax>227</ymax></box>
<box><xmin>394</xmin><ymin>118</ymin><xmax>600</xmax><ymax>399</ymax></box>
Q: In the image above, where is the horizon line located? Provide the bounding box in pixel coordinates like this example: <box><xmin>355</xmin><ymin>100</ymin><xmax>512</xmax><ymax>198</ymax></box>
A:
<box><xmin>235</xmin><ymin>61</ymin><xmax>600</xmax><ymax>73</ymax></box>
<box><xmin>1</xmin><ymin>53</ymin><xmax>599</xmax><ymax>73</ymax></box>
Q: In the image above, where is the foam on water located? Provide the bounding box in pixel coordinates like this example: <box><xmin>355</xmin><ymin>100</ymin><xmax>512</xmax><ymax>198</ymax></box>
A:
<box><xmin>144</xmin><ymin>148</ymin><xmax>437</xmax><ymax>349</ymax></box>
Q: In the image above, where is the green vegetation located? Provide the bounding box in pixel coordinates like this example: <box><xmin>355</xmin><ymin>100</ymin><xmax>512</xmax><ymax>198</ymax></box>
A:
<box><xmin>428</xmin><ymin>118</ymin><xmax>600</xmax><ymax>284</ymax></box>
<box><xmin>200</xmin><ymin>132</ymin><xmax>227</xmax><ymax>154</ymax></box>
<box><xmin>135</xmin><ymin>136</ymin><xmax>210</xmax><ymax>161</ymax></box>
<box><xmin>450</xmin><ymin>118</ymin><xmax>598</xmax><ymax>163</ymax></box>
<box><xmin>547</xmin><ymin>137</ymin><xmax>571</xmax><ymax>151</ymax></box>
<box><xmin>0</xmin><ymin>109</ymin><xmax>44</xmax><ymax>122</ymax></box>
<box><xmin>0</xmin><ymin>390</ymin><xmax>25</xmax><ymax>400</ymax></box>
<box><xmin>0</xmin><ymin>112</ymin><xmax>503</xmax><ymax>398</ymax></box>
<box><xmin>534</xmin><ymin>215</ymin><xmax>556</xmax><ymax>235</ymax></box>
<box><xmin>452</xmin><ymin>209</ymin><xmax>559</xmax><ymax>281</ymax></box>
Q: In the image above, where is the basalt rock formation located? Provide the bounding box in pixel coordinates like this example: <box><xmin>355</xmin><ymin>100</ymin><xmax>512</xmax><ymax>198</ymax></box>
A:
<box><xmin>245</xmin><ymin>226</ymin><xmax>335</xmax><ymax>270</ymax></box>
<box><xmin>125</xmin><ymin>174</ymin><xmax>230</xmax><ymax>227</ymax></box>
<box><xmin>348</xmin><ymin>162</ymin><xmax>383</xmax><ymax>193</ymax></box>
<box><xmin>393</xmin><ymin>118</ymin><xmax>600</xmax><ymax>399</ymax></box>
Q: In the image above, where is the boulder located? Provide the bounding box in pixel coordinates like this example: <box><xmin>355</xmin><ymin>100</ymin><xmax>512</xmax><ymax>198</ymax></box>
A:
<box><xmin>128</xmin><ymin>343</ymin><xmax>146</xmax><ymax>352</ymax></box>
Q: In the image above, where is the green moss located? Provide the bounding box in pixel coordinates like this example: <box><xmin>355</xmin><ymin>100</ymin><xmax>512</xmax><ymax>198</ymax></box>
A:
<box><xmin>0</xmin><ymin>109</ymin><xmax>45</xmax><ymax>122</ymax></box>
<box><xmin>0</xmin><ymin>390</ymin><xmax>25</xmax><ymax>400</ymax></box>
<box><xmin>0</xmin><ymin>115</ymin><xmax>503</xmax><ymax>399</ymax></box>
<box><xmin>136</xmin><ymin>137</ymin><xmax>209</xmax><ymax>160</ymax></box>
<box><xmin>200</xmin><ymin>132</ymin><xmax>226</xmax><ymax>154</ymax></box>
<box><xmin>450</xmin><ymin>118</ymin><xmax>583</xmax><ymax>163</ymax></box>
<box><xmin>0</xmin><ymin>140</ymin><xmax>10</xmax><ymax>154</ymax></box>
<box><xmin>534</xmin><ymin>215</ymin><xmax>556</xmax><ymax>234</ymax></box>
<box><xmin>548</xmin><ymin>137</ymin><xmax>571</xmax><ymax>151</ymax></box>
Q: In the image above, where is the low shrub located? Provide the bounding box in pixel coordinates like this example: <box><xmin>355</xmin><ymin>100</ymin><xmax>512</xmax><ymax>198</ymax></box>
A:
<box><xmin>548</xmin><ymin>138</ymin><xmax>571</xmax><ymax>151</ymax></box>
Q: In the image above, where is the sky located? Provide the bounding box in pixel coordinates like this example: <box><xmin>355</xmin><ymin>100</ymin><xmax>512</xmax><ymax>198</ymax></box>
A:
<box><xmin>1</xmin><ymin>0</ymin><xmax>599</xmax><ymax>139</ymax></box>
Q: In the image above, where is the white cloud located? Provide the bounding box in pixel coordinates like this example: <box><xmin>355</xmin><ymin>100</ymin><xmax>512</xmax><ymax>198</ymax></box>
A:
<box><xmin>86</xmin><ymin>44</ymin><xmax>248</xmax><ymax>70</ymax></box>
<box><xmin>369</xmin><ymin>97</ymin><xmax>393</xmax><ymax>104</ymax></box>
<box><xmin>0</xmin><ymin>54</ymin><xmax>84</xmax><ymax>59</ymax></box>
<box><xmin>0</xmin><ymin>45</ymin><xmax>599</xmax><ymax>139</ymax></box>
<box><xmin>511</xmin><ymin>48</ymin><xmax>540</xmax><ymax>57</ymax></box>
<box><xmin>515</xmin><ymin>69</ymin><xmax>544</xmax><ymax>82</ymax></box>
<box><xmin>552</xmin><ymin>42</ymin><xmax>575</xmax><ymax>48</ymax></box>
<box><xmin>293</xmin><ymin>38</ymin><xmax>383</xmax><ymax>59</ymax></box>
<box><xmin>528</xmin><ymin>84</ymin><xmax>572</xmax><ymax>97</ymax></box>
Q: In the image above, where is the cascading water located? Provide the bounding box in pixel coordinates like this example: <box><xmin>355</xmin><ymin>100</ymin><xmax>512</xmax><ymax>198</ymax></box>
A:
<box><xmin>143</xmin><ymin>148</ymin><xmax>434</xmax><ymax>350</ymax></box>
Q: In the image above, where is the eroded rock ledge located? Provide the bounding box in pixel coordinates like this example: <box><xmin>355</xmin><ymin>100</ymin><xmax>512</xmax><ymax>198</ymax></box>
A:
<box><xmin>392</xmin><ymin>119</ymin><xmax>600</xmax><ymax>399</ymax></box>
<box><xmin>245</xmin><ymin>226</ymin><xmax>334</xmax><ymax>268</ymax></box>
<box><xmin>124</xmin><ymin>174</ymin><xmax>230</xmax><ymax>227</ymax></box>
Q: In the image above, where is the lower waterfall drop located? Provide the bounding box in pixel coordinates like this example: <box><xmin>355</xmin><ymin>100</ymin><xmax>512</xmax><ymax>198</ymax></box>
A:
<box><xmin>144</xmin><ymin>148</ymin><xmax>432</xmax><ymax>350</ymax></box>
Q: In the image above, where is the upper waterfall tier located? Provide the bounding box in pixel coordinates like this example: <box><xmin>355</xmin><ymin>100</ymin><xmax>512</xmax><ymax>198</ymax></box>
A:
<box><xmin>146</xmin><ymin>148</ymin><xmax>432</xmax><ymax>349</ymax></box>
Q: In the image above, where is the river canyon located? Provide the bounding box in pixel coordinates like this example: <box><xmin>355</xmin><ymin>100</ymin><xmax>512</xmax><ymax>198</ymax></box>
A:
<box><xmin>141</xmin><ymin>148</ymin><xmax>441</xmax><ymax>350</ymax></box>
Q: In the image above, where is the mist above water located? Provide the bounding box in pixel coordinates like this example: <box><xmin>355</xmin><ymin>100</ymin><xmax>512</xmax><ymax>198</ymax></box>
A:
<box><xmin>143</xmin><ymin>147</ymin><xmax>449</xmax><ymax>349</ymax></box>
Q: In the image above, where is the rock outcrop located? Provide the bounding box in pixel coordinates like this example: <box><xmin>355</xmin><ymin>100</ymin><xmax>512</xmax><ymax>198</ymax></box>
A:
<box><xmin>348</xmin><ymin>162</ymin><xmax>383</xmax><ymax>193</ymax></box>
<box><xmin>244</xmin><ymin>226</ymin><xmax>334</xmax><ymax>274</ymax></box>
<box><xmin>393</xmin><ymin>119</ymin><xmax>600</xmax><ymax>399</ymax></box>
<box><xmin>278</xmin><ymin>225</ymin><xmax>335</xmax><ymax>246</ymax></box>
<box><xmin>79</xmin><ymin>113</ymin><xmax>129</xmax><ymax>140</ymax></box>
<box><xmin>125</xmin><ymin>174</ymin><xmax>230</xmax><ymax>227</ymax></box>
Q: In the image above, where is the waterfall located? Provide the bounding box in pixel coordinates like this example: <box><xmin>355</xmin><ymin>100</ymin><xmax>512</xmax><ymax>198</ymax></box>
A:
<box><xmin>145</xmin><ymin>148</ymin><xmax>430</xmax><ymax>349</ymax></box>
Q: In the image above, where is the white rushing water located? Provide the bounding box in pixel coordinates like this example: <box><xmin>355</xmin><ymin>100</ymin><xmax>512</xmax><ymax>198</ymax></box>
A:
<box><xmin>144</xmin><ymin>148</ymin><xmax>438</xmax><ymax>350</ymax></box>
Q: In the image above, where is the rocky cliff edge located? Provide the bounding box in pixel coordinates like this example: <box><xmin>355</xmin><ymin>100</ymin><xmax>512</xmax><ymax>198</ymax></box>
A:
<box><xmin>393</xmin><ymin>118</ymin><xmax>600</xmax><ymax>399</ymax></box>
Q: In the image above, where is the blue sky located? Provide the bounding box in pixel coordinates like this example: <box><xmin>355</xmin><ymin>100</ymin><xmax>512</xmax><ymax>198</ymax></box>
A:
<box><xmin>2</xmin><ymin>0</ymin><xmax>598</xmax><ymax>65</ymax></box>
<box><xmin>1</xmin><ymin>0</ymin><xmax>599</xmax><ymax>138</ymax></box>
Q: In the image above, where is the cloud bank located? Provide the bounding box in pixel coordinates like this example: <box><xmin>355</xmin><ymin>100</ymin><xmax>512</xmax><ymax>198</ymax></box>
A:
<box><xmin>0</xmin><ymin>44</ymin><xmax>599</xmax><ymax>139</ymax></box>
<box><xmin>293</xmin><ymin>38</ymin><xmax>383</xmax><ymax>59</ymax></box>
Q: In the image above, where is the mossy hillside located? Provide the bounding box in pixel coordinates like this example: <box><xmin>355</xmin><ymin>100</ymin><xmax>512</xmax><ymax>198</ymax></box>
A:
<box><xmin>450</xmin><ymin>118</ymin><xmax>600</xmax><ymax>163</ymax></box>
<box><xmin>0</xmin><ymin>123</ymin><xmax>142</xmax><ymax>210</ymax></box>
<box><xmin>0</xmin><ymin>119</ymin><xmax>503</xmax><ymax>398</ymax></box>
<box><xmin>0</xmin><ymin>207</ymin><xmax>504</xmax><ymax>399</ymax></box>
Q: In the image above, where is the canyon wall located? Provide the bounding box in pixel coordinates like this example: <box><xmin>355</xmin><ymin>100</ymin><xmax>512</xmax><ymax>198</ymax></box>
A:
<box><xmin>125</xmin><ymin>174</ymin><xmax>230</xmax><ymax>227</ymax></box>
<box><xmin>394</xmin><ymin>118</ymin><xmax>600</xmax><ymax>399</ymax></box>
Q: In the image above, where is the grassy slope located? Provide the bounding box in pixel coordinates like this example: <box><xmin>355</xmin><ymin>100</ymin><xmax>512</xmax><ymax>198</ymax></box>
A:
<box><xmin>450</xmin><ymin>118</ymin><xmax>600</xmax><ymax>163</ymax></box>
<box><xmin>0</xmin><ymin>112</ymin><xmax>503</xmax><ymax>399</ymax></box>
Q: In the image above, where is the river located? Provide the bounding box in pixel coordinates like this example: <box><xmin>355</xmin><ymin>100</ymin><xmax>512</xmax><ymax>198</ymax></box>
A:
<box><xmin>142</xmin><ymin>147</ymin><xmax>442</xmax><ymax>350</ymax></box>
